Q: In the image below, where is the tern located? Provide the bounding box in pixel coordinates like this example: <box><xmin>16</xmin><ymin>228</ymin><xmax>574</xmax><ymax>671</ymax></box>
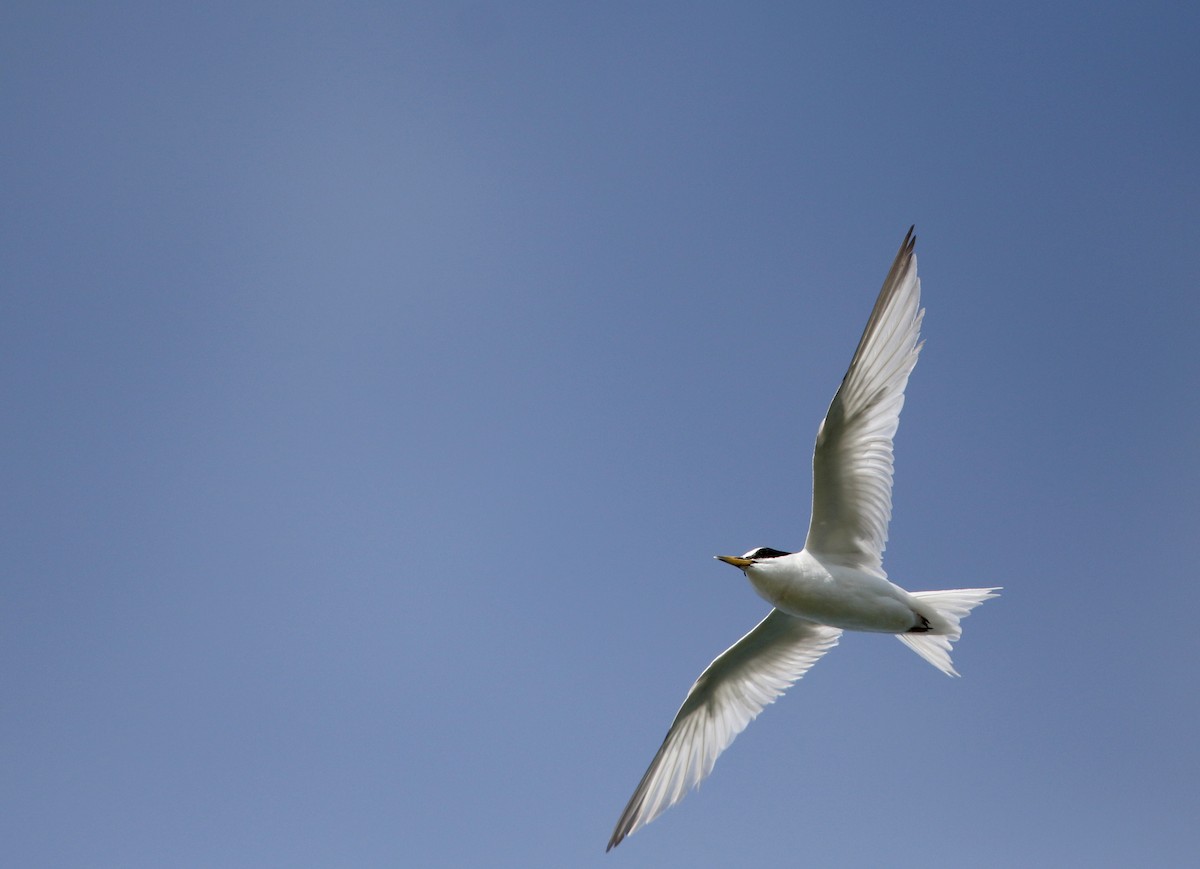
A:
<box><xmin>607</xmin><ymin>228</ymin><xmax>999</xmax><ymax>851</ymax></box>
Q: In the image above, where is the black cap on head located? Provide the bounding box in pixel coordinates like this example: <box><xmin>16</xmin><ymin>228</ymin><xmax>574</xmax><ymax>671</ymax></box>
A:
<box><xmin>745</xmin><ymin>547</ymin><xmax>792</xmax><ymax>559</ymax></box>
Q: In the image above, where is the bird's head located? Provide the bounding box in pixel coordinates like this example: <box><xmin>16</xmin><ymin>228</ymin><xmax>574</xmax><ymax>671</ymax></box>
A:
<box><xmin>714</xmin><ymin>547</ymin><xmax>792</xmax><ymax>569</ymax></box>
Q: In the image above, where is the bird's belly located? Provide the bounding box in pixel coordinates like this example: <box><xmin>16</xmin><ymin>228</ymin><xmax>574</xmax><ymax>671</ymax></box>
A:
<box><xmin>749</xmin><ymin>554</ymin><xmax>916</xmax><ymax>633</ymax></box>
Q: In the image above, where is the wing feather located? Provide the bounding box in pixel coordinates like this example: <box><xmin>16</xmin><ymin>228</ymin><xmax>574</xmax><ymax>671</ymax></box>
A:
<box><xmin>607</xmin><ymin>610</ymin><xmax>841</xmax><ymax>850</ymax></box>
<box><xmin>803</xmin><ymin>228</ymin><xmax>924</xmax><ymax>572</ymax></box>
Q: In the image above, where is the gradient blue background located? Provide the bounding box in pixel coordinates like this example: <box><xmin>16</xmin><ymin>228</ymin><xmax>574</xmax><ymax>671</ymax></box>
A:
<box><xmin>4</xmin><ymin>3</ymin><xmax>1198</xmax><ymax>867</ymax></box>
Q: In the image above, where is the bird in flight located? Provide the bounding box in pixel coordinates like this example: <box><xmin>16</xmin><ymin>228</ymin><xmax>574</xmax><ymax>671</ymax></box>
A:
<box><xmin>607</xmin><ymin>228</ymin><xmax>999</xmax><ymax>851</ymax></box>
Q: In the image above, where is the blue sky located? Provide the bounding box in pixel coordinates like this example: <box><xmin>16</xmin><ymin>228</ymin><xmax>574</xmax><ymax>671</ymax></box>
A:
<box><xmin>3</xmin><ymin>2</ymin><xmax>1198</xmax><ymax>866</ymax></box>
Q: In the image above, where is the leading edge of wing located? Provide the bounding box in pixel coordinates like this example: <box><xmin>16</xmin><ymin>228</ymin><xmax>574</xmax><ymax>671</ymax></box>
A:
<box><xmin>607</xmin><ymin>610</ymin><xmax>842</xmax><ymax>850</ymax></box>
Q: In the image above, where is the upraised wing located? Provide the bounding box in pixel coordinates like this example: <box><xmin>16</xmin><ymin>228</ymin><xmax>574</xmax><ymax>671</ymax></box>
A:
<box><xmin>607</xmin><ymin>610</ymin><xmax>842</xmax><ymax>850</ymax></box>
<box><xmin>804</xmin><ymin>228</ymin><xmax>924</xmax><ymax>573</ymax></box>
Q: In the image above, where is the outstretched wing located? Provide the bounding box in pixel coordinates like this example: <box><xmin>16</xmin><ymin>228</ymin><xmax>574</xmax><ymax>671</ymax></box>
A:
<box><xmin>607</xmin><ymin>610</ymin><xmax>842</xmax><ymax>850</ymax></box>
<box><xmin>804</xmin><ymin>228</ymin><xmax>924</xmax><ymax>573</ymax></box>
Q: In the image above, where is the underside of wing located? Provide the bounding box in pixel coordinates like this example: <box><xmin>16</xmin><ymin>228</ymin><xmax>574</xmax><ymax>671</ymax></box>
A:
<box><xmin>804</xmin><ymin>228</ymin><xmax>924</xmax><ymax>572</ymax></box>
<box><xmin>607</xmin><ymin>610</ymin><xmax>842</xmax><ymax>850</ymax></box>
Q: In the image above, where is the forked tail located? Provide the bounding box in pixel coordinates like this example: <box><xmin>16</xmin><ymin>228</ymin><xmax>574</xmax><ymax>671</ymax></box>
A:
<box><xmin>897</xmin><ymin>588</ymin><xmax>1000</xmax><ymax>676</ymax></box>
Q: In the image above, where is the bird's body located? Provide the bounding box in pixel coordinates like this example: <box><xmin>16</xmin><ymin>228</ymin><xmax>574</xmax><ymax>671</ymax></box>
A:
<box><xmin>607</xmin><ymin>228</ymin><xmax>1000</xmax><ymax>851</ymax></box>
<box><xmin>744</xmin><ymin>550</ymin><xmax>928</xmax><ymax>634</ymax></box>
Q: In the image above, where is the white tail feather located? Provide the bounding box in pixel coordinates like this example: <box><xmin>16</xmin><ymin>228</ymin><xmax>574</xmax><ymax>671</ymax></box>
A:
<box><xmin>896</xmin><ymin>588</ymin><xmax>1000</xmax><ymax>676</ymax></box>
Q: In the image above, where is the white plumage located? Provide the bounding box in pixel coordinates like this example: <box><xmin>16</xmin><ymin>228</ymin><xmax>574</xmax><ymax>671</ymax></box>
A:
<box><xmin>608</xmin><ymin>229</ymin><xmax>999</xmax><ymax>851</ymax></box>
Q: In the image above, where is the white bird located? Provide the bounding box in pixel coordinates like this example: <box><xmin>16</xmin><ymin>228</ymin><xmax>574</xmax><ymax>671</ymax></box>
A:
<box><xmin>607</xmin><ymin>228</ymin><xmax>999</xmax><ymax>851</ymax></box>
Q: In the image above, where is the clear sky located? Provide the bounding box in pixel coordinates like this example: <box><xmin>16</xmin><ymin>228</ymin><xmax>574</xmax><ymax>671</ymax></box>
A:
<box><xmin>3</xmin><ymin>2</ymin><xmax>1198</xmax><ymax>867</ymax></box>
